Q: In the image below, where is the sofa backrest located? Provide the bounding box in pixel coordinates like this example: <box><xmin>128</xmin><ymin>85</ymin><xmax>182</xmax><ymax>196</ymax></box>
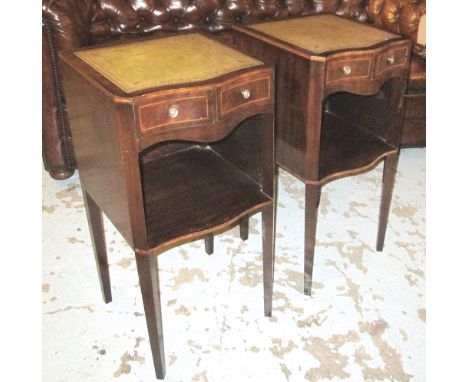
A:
<box><xmin>87</xmin><ymin>0</ymin><xmax>372</xmax><ymax>42</ymax></box>
<box><xmin>43</xmin><ymin>0</ymin><xmax>425</xmax><ymax>52</ymax></box>
<box><xmin>366</xmin><ymin>0</ymin><xmax>426</xmax><ymax>42</ymax></box>
<box><xmin>43</xmin><ymin>0</ymin><xmax>370</xmax><ymax>47</ymax></box>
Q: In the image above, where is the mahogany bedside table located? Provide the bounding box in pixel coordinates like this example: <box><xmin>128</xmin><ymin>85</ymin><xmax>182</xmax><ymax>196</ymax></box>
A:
<box><xmin>59</xmin><ymin>33</ymin><xmax>275</xmax><ymax>380</ymax></box>
<box><xmin>230</xmin><ymin>15</ymin><xmax>411</xmax><ymax>295</ymax></box>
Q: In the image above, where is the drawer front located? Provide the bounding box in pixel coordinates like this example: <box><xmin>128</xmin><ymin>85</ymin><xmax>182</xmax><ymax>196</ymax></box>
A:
<box><xmin>326</xmin><ymin>55</ymin><xmax>372</xmax><ymax>83</ymax></box>
<box><xmin>139</xmin><ymin>91</ymin><xmax>212</xmax><ymax>134</ymax></box>
<box><xmin>375</xmin><ymin>46</ymin><xmax>409</xmax><ymax>76</ymax></box>
<box><xmin>219</xmin><ymin>74</ymin><xmax>271</xmax><ymax>116</ymax></box>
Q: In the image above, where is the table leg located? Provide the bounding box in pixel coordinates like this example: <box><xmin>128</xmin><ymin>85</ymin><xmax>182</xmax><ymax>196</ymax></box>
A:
<box><xmin>135</xmin><ymin>253</ymin><xmax>166</xmax><ymax>380</ymax></box>
<box><xmin>204</xmin><ymin>234</ymin><xmax>214</xmax><ymax>255</ymax></box>
<box><xmin>304</xmin><ymin>184</ymin><xmax>320</xmax><ymax>296</ymax></box>
<box><xmin>262</xmin><ymin>205</ymin><xmax>274</xmax><ymax>317</ymax></box>
<box><xmin>376</xmin><ymin>154</ymin><xmax>399</xmax><ymax>251</ymax></box>
<box><xmin>316</xmin><ymin>187</ymin><xmax>322</xmax><ymax>208</ymax></box>
<box><xmin>83</xmin><ymin>190</ymin><xmax>112</xmax><ymax>303</ymax></box>
<box><xmin>239</xmin><ymin>216</ymin><xmax>249</xmax><ymax>241</ymax></box>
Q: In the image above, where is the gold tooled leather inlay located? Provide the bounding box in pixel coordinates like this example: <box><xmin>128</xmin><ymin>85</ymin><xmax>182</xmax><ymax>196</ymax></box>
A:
<box><xmin>75</xmin><ymin>34</ymin><xmax>263</xmax><ymax>93</ymax></box>
<box><xmin>248</xmin><ymin>15</ymin><xmax>399</xmax><ymax>55</ymax></box>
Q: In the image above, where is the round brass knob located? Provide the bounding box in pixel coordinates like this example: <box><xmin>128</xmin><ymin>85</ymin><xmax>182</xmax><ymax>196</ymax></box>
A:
<box><xmin>386</xmin><ymin>56</ymin><xmax>395</xmax><ymax>64</ymax></box>
<box><xmin>168</xmin><ymin>105</ymin><xmax>179</xmax><ymax>118</ymax></box>
<box><xmin>342</xmin><ymin>65</ymin><xmax>352</xmax><ymax>75</ymax></box>
<box><xmin>241</xmin><ymin>89</ymin><xmax>251</xmax><ymax>99</ymax></box>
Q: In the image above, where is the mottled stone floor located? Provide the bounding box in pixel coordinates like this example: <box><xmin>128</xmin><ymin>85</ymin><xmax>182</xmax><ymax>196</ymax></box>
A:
<box><xmin>42</xmin><ymin>148</ymin><xmax>425</xmax><ymax>382</ymax></box>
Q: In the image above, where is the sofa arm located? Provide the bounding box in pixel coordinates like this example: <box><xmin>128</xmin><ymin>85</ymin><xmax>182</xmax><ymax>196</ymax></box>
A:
<box><xmin>366</xmin><ymin>0</ymin><xmax>426</xmax><ymax>51</ymax></box>
<box><xmin>42</xmin><ymin>0</ymin><xmax>95</xmax><ymax>178</ymax></box>
<box><xmin>413</xmin><ymin>14</ymin><xmax>426</xmax><ymax>59</ymax></box>
<box><xmin>42</xmin><ymin>27</ymin><xmax>75</xmax><ymax>179</ymax></box>
<box><xmin>413</xmin><ymin>43</ymin><xmax>425</xmax><ymax>59</ymax></box>
<box><xmin>42</xmin><ymin>0</ymin><xmax>95</xmax><ymax>51</ymax></box>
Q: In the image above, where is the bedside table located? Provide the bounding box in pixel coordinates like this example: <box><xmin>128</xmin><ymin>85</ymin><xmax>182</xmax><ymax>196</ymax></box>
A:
<box><xmin>230</xmin><ymin>15</ymin><xmax>411</xmax><ymax>295</ymax></box>
<box><xmin>59</xmin><ymin>33</ymin><xmax>275</xmax><ymax>380</ymax></box>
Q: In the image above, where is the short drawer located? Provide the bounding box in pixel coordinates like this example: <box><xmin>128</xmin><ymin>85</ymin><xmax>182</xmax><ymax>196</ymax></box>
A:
<box><xmin>375</xmin><ymin>46</ymin><xmax>409</xmax><ymax>76</ymax></box>
<box><xmin>219</xmin><ymin>74</ymin><xmax>271</xmax><ymax>115</ymax></box>
<box><xmin>326</xmin><ymin>55</ymin><xmax>372</xmax><ymax>83</ymax></box>
<box><xmin>138</xmin><ymin>91</ymin><xmax>213</xmax><ymax>134</ymax></box>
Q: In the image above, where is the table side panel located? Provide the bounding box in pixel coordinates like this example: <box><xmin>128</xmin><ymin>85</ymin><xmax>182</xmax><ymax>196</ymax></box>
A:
<box><xmin>60</xmin><ymin>62</ymin><xmax>137</xmax><ymax>248</ymax></box>
<box><xmin>229</xmin><ymin>30</ymin><xmax>312</xmax><ymax>180</ymax></box>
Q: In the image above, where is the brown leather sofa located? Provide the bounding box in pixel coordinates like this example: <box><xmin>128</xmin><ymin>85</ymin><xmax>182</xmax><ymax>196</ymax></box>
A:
<box><xmin>42</xmin><ymin>0</ymin><xmax>426</xmax><ymax>180</ymax></box>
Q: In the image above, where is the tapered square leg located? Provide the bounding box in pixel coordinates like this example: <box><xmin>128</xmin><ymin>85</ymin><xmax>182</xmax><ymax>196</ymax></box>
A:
<box><xmin>135</xmin><ymin>253</ymin><xmax>166</xmax><ymax>380</ymax></box>
<box><xmin>82</xmin><ymin>190</ymin><xmax>112</xmax><ymax>303</ymax></box>
<box><xmin>304</xmin><ymin>184</ymin><xmax>320</xmax><ymax>296</ymax></box>
<box><xmin>376</xmin><ymin>154</ymin><xmax>399</xmax><ymax>251</ymax></box>
<box><xmin>240</xmin><ymin>216</ymin><xmax>249</xmax><ymax>241</ymax></box>
<box><xmin>204</xmin><ymin>233</ymin><xmax>214</xmax><ymax>255</ymax></box>
<box><xmin>262</xmin><ymin>205</ymin><xmax>274</xmax><ymax>317</ymax></box>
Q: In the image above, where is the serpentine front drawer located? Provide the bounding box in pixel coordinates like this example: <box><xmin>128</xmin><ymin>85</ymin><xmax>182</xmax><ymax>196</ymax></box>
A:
<box><xmin>374</xmin><ymin>44</ymin><xmax>410</xmax><ymax>77</ymax></box>
<box><xmin>218</xmin><ymin>71</ymin><xmax>272</xmax><ymax>116</ymax></box>
<box><xmin>138</xmin><ymin>89</ymin><xmax>215</xmax><ymax>135</ymax></box>
<box><xmin>326</xmin><ymin>53</ymin><xmax>373</xmax><ymax>84</ymax></box>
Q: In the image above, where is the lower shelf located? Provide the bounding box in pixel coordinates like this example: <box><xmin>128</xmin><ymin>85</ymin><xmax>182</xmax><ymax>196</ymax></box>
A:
<box><xmin>141</xmin><ymin>146</ymin><xmax>271</xmax><ymax>250</ymax></box>
<box><xmin>318</xmin><ymin>113</ymin><xmax>397</xmax><ymax>184</ymax></box>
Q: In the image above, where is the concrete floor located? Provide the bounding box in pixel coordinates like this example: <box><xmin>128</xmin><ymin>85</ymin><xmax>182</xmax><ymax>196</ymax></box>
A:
<box><xmin>42</xmin><ymin>148</ymin><xmax>425</xmax><ymax>382</ymax></box>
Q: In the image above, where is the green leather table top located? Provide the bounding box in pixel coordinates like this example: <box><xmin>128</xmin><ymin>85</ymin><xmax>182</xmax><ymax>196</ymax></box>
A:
<box><xmin>75</xmin><ymin>33</ymin><xmax>263</xmax><ymax>93</ymax></box>
<box><xmin>247</xmin><ymin>15</ymin><xmax>400</xmax><ymax>55</ymax></box>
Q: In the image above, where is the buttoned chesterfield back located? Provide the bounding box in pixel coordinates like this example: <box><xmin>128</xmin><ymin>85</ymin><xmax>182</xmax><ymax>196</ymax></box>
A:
<box><xmin>43</xmin><ymin>0</ymin><xmax>426</xmax><ymax>179</ymax></box>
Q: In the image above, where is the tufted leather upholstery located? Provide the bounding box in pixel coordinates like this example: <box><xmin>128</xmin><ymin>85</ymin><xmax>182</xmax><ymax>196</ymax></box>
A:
<box><xmin>366</xmin><ymin>0</ymin><xmax>426</xmax><ymax>42</ymax></box>
<box><xmin>42</xmin><ymin>0</ymin><xmax>426</xmax><ymax>179</ymax></box>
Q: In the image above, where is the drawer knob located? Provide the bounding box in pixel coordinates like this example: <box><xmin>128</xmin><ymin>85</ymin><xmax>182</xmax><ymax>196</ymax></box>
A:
<box><xmin>168</xmin><ymin>105</ymin><xmax>179</xmax><ymax>118</ymax></box>
<box><xmin>241</xmin><ymin>89</ymin><xmax>251</xmax><ymax>99</ymax></box>
<box><xmin>342</xmin><ymin>65</ymin><xmax>352</xmax><ymax>75</ymax></box>
<box><xmin>386</xmin><ymin>56</ymin><xmax>395</xmax><ymax>64</ymax></box>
